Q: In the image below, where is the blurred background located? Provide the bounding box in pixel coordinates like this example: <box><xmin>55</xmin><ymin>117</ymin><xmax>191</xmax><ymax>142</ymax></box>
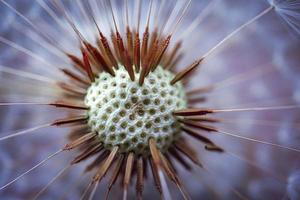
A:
<box><xmin>0</xmin><ymin>0</ymin><xmax>299</xmax><ymax>199</ymax></box>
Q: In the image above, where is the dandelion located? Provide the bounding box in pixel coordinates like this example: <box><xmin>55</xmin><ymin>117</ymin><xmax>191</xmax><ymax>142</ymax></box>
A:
<box><xmin>0</xmin><ymin>0</ymin><xmax>300</xmax><ymax>199</ymax></box>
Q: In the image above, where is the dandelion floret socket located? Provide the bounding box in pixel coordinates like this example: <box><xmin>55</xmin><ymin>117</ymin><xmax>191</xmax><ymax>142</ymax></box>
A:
<box><xmin>85</xmin><ymin>65</ymin><xmax>187</xmax><ymax>155</ymax></box>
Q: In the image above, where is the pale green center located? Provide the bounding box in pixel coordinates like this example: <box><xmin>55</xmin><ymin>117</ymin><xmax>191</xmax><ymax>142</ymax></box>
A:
<box><xmin>85</xmin><ymin>65</ymin><xmax>187</xmax><ymax>155</ymax></box>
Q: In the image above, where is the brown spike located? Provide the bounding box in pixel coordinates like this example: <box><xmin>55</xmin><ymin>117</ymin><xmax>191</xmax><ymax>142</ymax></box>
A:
<box><xmin>71</xmin><ymin>143</ymin><xmax>103</xmax><ymax>164</ymax></box>
<box><xmin>61</xmin><ymin>69</ymin><xmax>90</xmax><ymax>85</ymax></box>
<box><xmin>164</xmin><ymin>41</ymin><xmax>182</xmax><ymax>68</ymax></box>
<box><xmin>145</xmin><ymin>39</ymin><xmax>159</xmax><ymax>75</ymax></box>
<box><xmin>138</xmin><ymin>63</ymin><xmax>148</xmax><ymax>86</ymax></box>
<box><xmin>205</xmin><ymin>144</ymin><xmax>224</xmax><ymax>152</ymax></box>
<box><xmin>52</xmin><ymin>115</ymin><xmax>87</xmax><ymax>126</ymax></box>
<box><xmin>170</xmin><ymin>58</ymin><xmax>204</xmax><ymax>85</ymax></box>
<box><xmin>49</xmin><ymin>101</ymin><xmax>87</xmax><ymax>110</ymax></box>
<box><xmin>149</xmin><ymin>158</ymin><xmax>163</xmax><ymax>197</ymax></box>
<box><xmin>116</xmin><ymin>31</ymin><xmax>135</xmax><ymax>81</ymax></box>
<box><xmin>123</xmin><ymin>153</ymin><xmax>135</xmax><ymax>200</ymax></box>
<box><xmin>97</xmin><ymin>38</ymin><xmax>113</xmax><ymax>68</ymax></box>
<box><xmin>160</xmin><ymin>152</ymin><xmax>191</xmax><ymax>200</ymax></box>
<box><xmin>151</xmin><ymin>35</ymin><xmax>172</xmax><ymax>71</ymax></box>
<box><xmin>63</xmin><ymin>133</ymin><xmax>96</xmax><ymax>150</ymax></box>
<box><xmin>168</xmin><ymin>148</ymin><xmax>192</xmax><ymax>171</ymax></box>
<box><xmin>116</xmin><ymin>31</ymin><xmax>126</xmax><ymax>63</ymax></box>
<box><xmin>183</xmin><ymin>116</ymin><xmax>221</xmax><ymax>123</ymax></box>
<box><xmin>139</xmin><ymin>39</ymin><xmax>158</xmax><ymax>85</ymax></box>
<box><xmin>179</xmin><ymin>120</ymin><xmax>218</xmax><ymax>132</ymax></box>
<box><xmin>148</xmin><ymin>29</ymin><xmax>158</xmax><ymax>53</ymax></box>
<box><xmin>136</xmin><ymin>157</ymin><xmax>144</xmax><ymax>200</ymax></box>
<box><xmin>81</xmin><ymin>48</ymin><xmax>95</xmax><ymax>82</ymax></box>
<box><xmin>173</xmin><ymin>108</ymin><xmax>214</xmax><ymax>116</ymax></box>
<box><xmin>149</xmin><ymin>138</ymin><xmax>172</xmax><ymax>199</ymax></box>
<box><xmin>57</xmin><ymin>82</ymin><xmax>86</xmax><ymax>96</ymax></box>
<box><xmin>66</xmin><ymin>53</ymin><xmax>86</xmax><ymax>73</ymax></box>
<box><xmin>160</xmin><ymin>153</ymin><xmax>176</xmax><ymax>181</ymax></box>
<box><xmin>124</xmin><ymin>49</ymin><xmax>135</xmax><ymax>81</ymax></box>
<box><xmin>105</xmin><ymin>154</ymin><xmax>125</xmax><ymax>200</ymax></box>
<box><xmin>141</xmin><ymin>27</ymin><xmax>149</xmax><ymax>64</ymax></box>
<box><xmin>83</xmin><ymin>42</ymin><xmax>115</xmax><ymax>76</ymax></box>
<box><xmin>111</xmin><ymin>32</ymin><xmax>122</xmax><ymax>63</ymax></box>
<box><xmin>85</xmin><ymin>151</ymin><xmax>110</xmax><ymax>173</ymax></box>
<box><xmin>175</xmin><ymin>140</ymin><xmax>202</xmax><ymax>167</ymax></box>
<box><xmin>126</xmin><ymin>26</ymin><xmax>134</xmax><ymax>58</ymax></box>
<box><xmin>181</xmin><ymin>126</ymin><xmax>214</xmax><ymax>145</ymax></box>
<box><xmin>93</xmin><ymin>146</ymin><xmax>119</xmax><ymax>182</ymax></box>
<box><xmin>164</xmin><ymin>153</ymin><xmax>178</xmax><ymax>174</ymax></box>
<box><xmin>133</xmin><ymin>32</ymin><xmax>141</xmax><ymax>72</ymax></box>
<box><xmin>99</xmin><ymin>32</ymin><xmax>118</xmax><ymax>68</ymax></box>
<box><xmin>149</xmin><ymin>138</ymin><xmax>162</xmax><ymax>166</ymax></box>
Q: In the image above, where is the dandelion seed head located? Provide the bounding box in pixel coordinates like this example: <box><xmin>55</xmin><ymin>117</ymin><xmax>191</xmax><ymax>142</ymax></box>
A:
<box><xmin>85</xmin><ymin>65</ymin><xmax>187</xmax><ymax>155</ymax></box>
<box><xmin>1</xmin><ymin>0</ymin><xmax>300</xmax><ymax>199</ymax></box>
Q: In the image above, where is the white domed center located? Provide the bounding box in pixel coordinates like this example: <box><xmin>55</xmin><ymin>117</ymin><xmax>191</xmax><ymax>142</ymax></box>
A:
<box><xmin>85</xmin><ymin>66</ymin><xmax>187</xmax><ymax>155</ymax></box>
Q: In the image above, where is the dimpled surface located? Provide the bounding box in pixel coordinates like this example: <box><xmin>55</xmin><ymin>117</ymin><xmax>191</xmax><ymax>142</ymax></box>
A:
<box><xmin>85</xmin><ymin>65</ymin><xmax>187</xmax><ymax>155</ymax></box>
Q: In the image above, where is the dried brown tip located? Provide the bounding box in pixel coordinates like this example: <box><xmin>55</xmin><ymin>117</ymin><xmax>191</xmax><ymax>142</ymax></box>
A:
<box><xmin>61</xmin><ymin>68</ymin><xmax>90</xmax><ymax>85</ymax></box>
<box><xmin>175</xmin><ymin>141</ymin><xmax>203</xmax><ymax>168</ymax></box>
<box><xmin>99</xmin><ymin>32</ymin><xmax>118</xmax><ymax>68</ymax></box>
<box><xmin>160</xmin><ymin>152</ymin><xmax>191</xmax><ymax>200</ymax></box>
<box><xmin>149</xmin><ymin>158</ymin><xmax>163</xmax><ymax>197</ymax></box>
<box><xmin>149</xmin><ymin>138</ymin><xmax>162</xmax><ymax>167</ymax></box>
<box><xmin>183</xmin><ymin>116</ymin><xmax>221</xmax><ymax>123</ymax></box>
<box><xmin>169</xmin><ymin>148</ymin><xmax>192</xmax><ymax>171</ymax></box>
<box><xmin>141</xmin><ymin>27</ymin><xmax>149</xmax><ymax>64</ymax></box>
<box><xmin>85</xmin><ymin>151</ymin><xmax>110</xmax><ymax>173</ymax></box>
<box><xmin>181</xmin><ymin>126</ymin><xmax>214</xmax><ymax>145</ymax></box>
<box><xmin>151</xmin><ymin>35</ymin><xmax>171</xmax><ymax>72</ymax></box>
<box><xmin>205</xmin><ymin>144</ymin><xmax>224</xmax><ymax>152</ymax></box>
<box><xmin>116</xmin><ymin>31</ymin><xmax>135</xmax><ymax>81</ymax></box>
<box><xmin>179</xmin><ymin>119</ymin><xmax>218</xmax><ymax>132</ymax></box>
<box><xmin>81</xmin><ymin>48</ymin><xmax>95</xmax><ymax>82</ymax></box>
<box><xmin>52</xmin><ymin>115</ymin><xmax>87</xmax><ymax>126</ymax></box>
<box><xmin>49</xmin><ymin>101</ymin><xmax>87</xmax><ymax>110</ymax></box>
<box><xmin>105</xmin><ymin>154</ymin><xmax>125</xmax><ymax>200</ymax></box>
<box><xmin>63</xmin><ymin>132</ymin><xmax>96</xmax><ymax>150</ymax></box>
<box><xmin>83</xmin><ymin>42</ymin><xmax>115</xmax><ymax>76</ymax></box>
<box><xmin>170</xmin><ymin>58</ymin><xmax>204</xmax><ymax>85</ymax></box>
<box><xmin>126</xmin><ymin>26</ymin><xmax>134</xmax><ymax>58</ymax></box>
<box><xmin>66</xmin><ymin>53</ymin><xmax>86</xmax><ymax>72</ymax></box>
<box><xmin>71</xmin><ymin>143</ymin><xmax>102</xmax><ymax>164</ymax></box>
<box><xmin>123</xmin><ymin>152</ymin><xmax>134</xmax><ymax>200</ymax></box>
<box><xmin>111</xmin><ymin>32</ymin><xmax>122</xmax><ymax>63</ymax></box>
<box><xmin>57</xmin><ymin>82</ymin><xmax>86</xmax><ymax>96</ymax></box>
<box><xmin>173</xmin><ymin>108</ymin><xmax>214</xmax><ymax>116</ymax></box>
<box><xmin>149</xmin><ymin>138</ymin><xmax>163</xmax><ymax>197</ymax></box>
<box><xmin>93</xmin><ymin>146</ymin><xmax>119</xmax><ymax>183</ymax></box>
<box><xmin>133</xmin><ymin>32</ymin><xmax>141</xmax><ymax>72</ymax></box>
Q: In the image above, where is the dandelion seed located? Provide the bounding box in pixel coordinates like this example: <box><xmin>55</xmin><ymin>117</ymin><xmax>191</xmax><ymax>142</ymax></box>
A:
<box><xmin>0</xmin><ymin>0</ymin><xmax>299</xmax><ymax>199</ymax></box>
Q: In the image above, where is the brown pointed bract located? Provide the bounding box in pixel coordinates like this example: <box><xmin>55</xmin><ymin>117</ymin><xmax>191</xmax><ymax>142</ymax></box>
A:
<box><xmin>170</xmin><ymin>58</ymin><xmax>204</xmax><ymax>85</ymax></box>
